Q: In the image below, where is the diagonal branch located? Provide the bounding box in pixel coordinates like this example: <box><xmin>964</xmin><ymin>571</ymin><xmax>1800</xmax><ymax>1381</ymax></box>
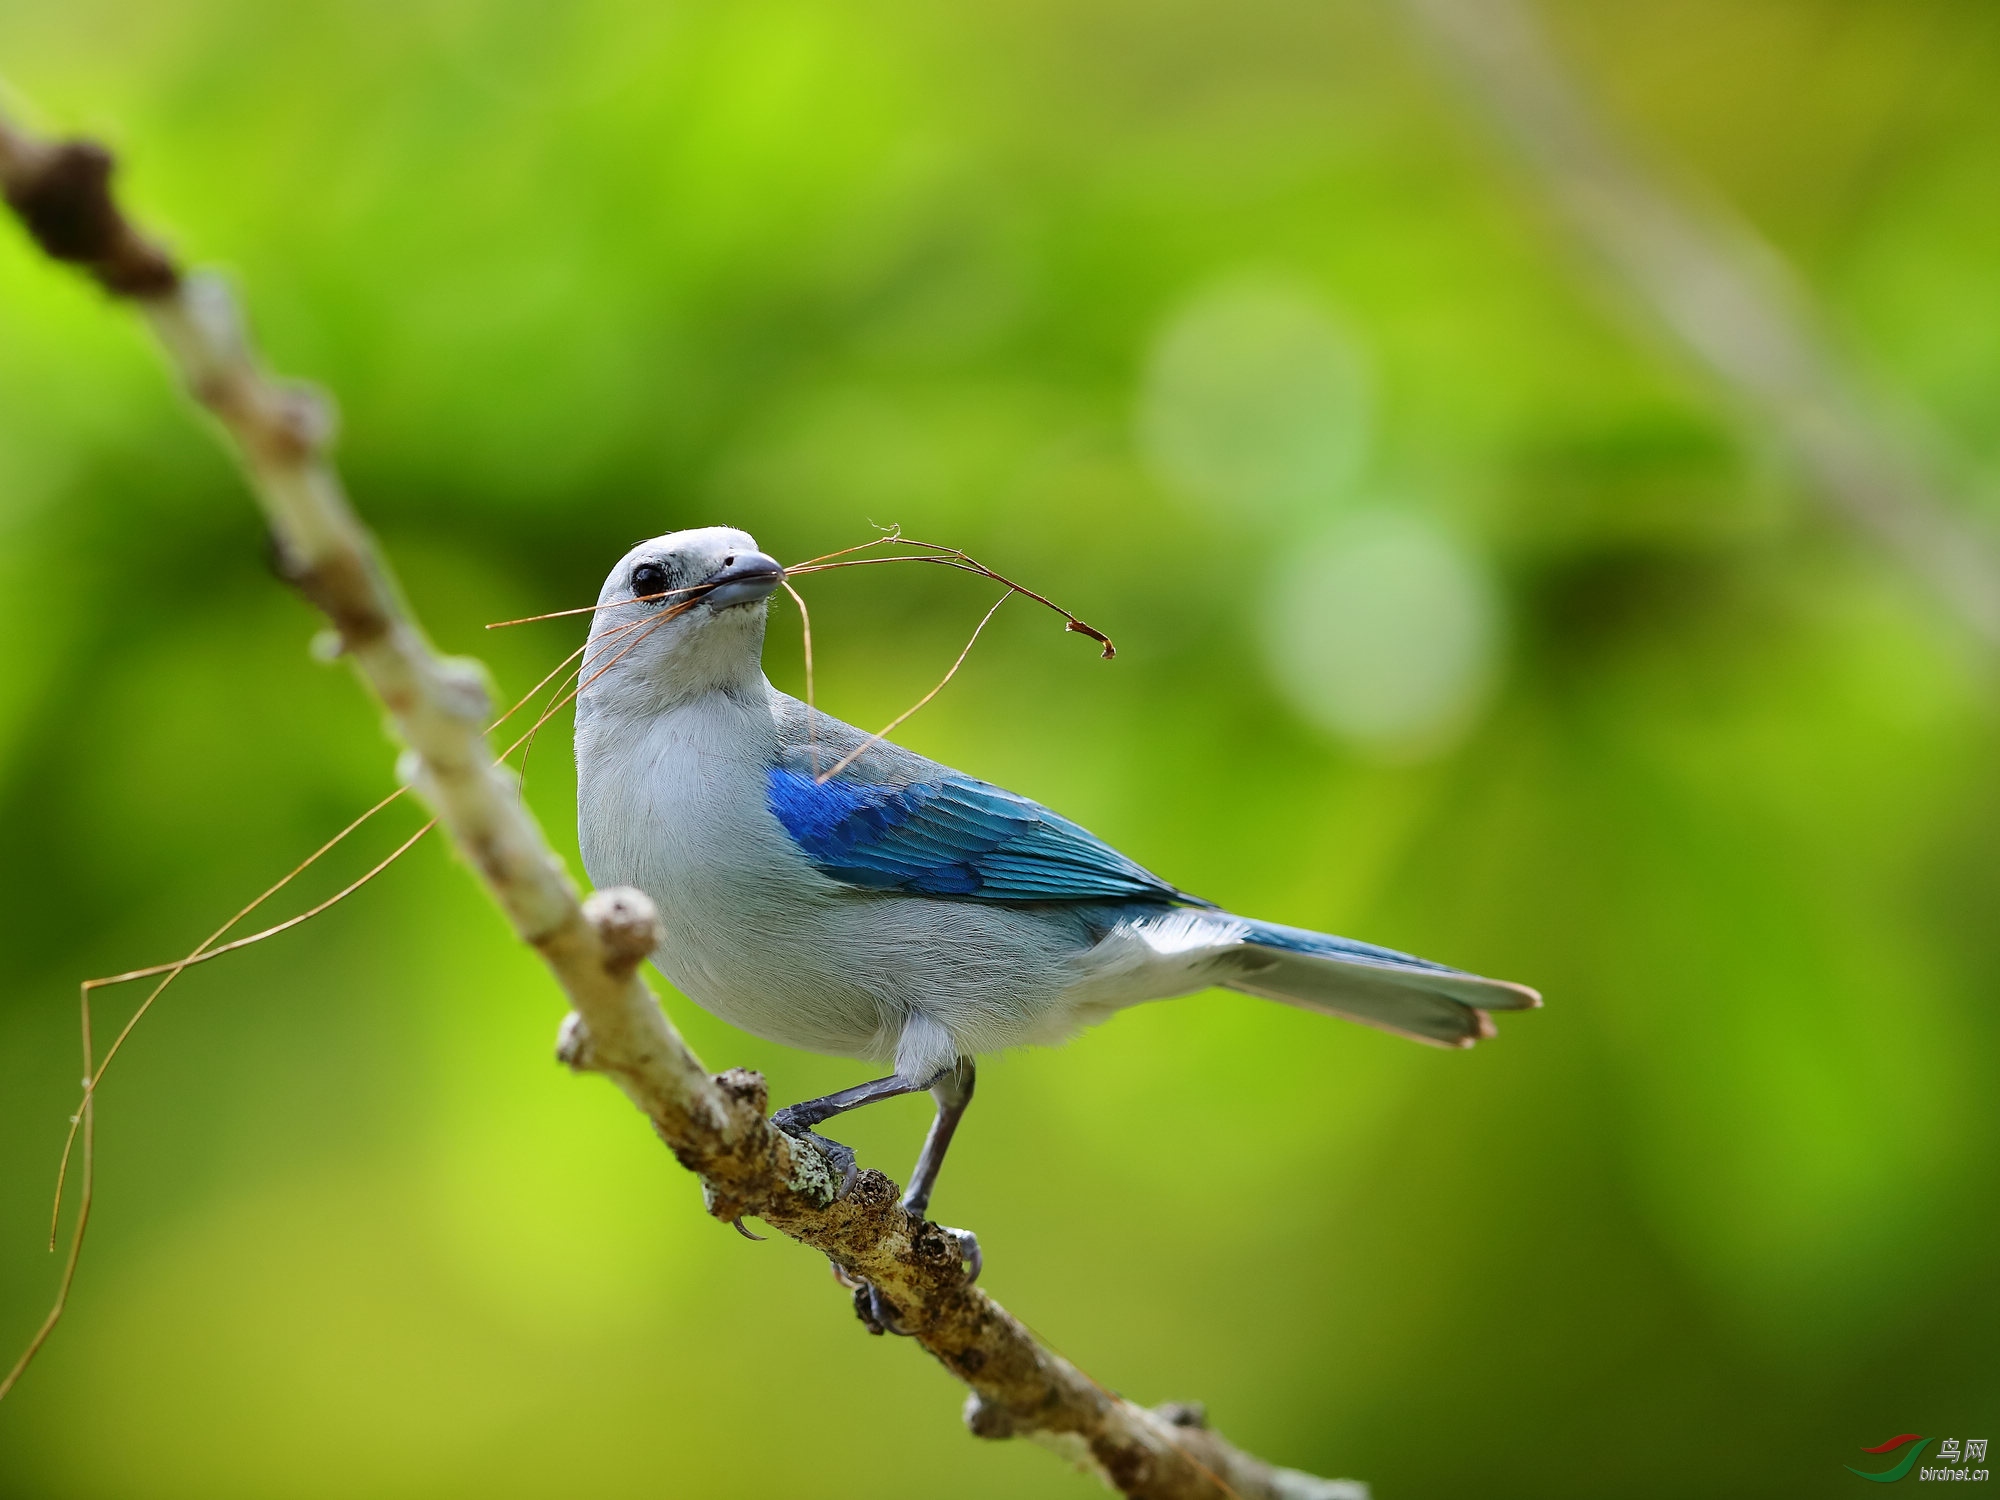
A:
<box><xmin>1393</xmin><ymin>0</ymin><xmax>2000</xmax><ymax>648</ymax></box>
<box><xmin>0</xmin><ymin>104</ymin><xmax>1364</xmax><ymax>1500</ymax></box>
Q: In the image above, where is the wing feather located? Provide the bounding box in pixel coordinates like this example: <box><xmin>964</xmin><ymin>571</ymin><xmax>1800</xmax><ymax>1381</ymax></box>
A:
<box><xmin>764</xmin><ymin>760</ymin><xmax>1201</xmax><ymax>905</ymax></box>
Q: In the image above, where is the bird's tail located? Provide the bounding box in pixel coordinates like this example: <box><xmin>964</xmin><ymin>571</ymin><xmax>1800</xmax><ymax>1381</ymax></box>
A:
<box><xmin>1220</xmin><ymin>917</ymin><xmax>1540</xmax><ymax>1048</ymax></box>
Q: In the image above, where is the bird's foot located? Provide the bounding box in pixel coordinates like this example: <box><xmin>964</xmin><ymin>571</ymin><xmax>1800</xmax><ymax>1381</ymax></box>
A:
<box><xmin>902</xmin><ymin>1196</ymin><xmax>983</xmax><ymax>1285</ymax></box>
<box><xmin>849</xmin><ymin>1226</ymin><xmax>981</xmax><ymax>1335</ymax></box>
<box><xmin>829</xmin><ymin>1261</ymin><xmax>913</xmax><ymax>1336</ymax></box>
<box><xmin>827</xmin><ymin>1220</ymin><xmax>979</xmax><ymax>1338</ymax></box>
<box><xmin>793</xmin><ymin>1131</ymin><xmax>860</xmax><ymax>1198</ymax></box>
<box><xmin>858</xmin><ymin>1281</ymin><xmax>912</xmax><ymax>1336</ymax></box>
<box><xmin>769</xmin><ymin>1111</ymin><xmax>860</xmax><ymax>1198</ymax></box>
<box><xmin>934</xmin><ymin>1223</ymin><xmax>982</xmax><ymax>1285</ymax></box>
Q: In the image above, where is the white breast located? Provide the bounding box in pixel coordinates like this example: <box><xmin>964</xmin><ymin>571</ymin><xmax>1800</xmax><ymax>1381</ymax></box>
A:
<box><xmin>577</xmin><ymin>685</ymin><xmax>904</xmax><ymax>1059</ymax></box>
<box><xmin>576</xmin><ymin>680</ymin><xmax>1200</xmax><ymax>1068</ymax></box>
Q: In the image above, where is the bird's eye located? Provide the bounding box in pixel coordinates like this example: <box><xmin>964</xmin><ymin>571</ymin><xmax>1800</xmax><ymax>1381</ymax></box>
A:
<box><xmin>722</xmin><ymin>554</ymin><xmax>735</xmax><ymax>566</ymax></box>
<box><xmin>631</xmin><ymin>562</ymin><xmax>669</xmax><ymax>601</ymax></box>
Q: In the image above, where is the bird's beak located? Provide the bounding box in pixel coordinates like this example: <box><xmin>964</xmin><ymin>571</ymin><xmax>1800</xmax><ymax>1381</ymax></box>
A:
<box><xmin>700</xmin><ymin>551</ymin><xmax>786</xmax><ymax>609</ymax></box>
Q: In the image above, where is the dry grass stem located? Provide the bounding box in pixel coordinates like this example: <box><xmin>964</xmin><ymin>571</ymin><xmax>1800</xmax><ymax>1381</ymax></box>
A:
<box><xmin>815</xmin><ymin>588</ymin><xmax>1016</xmax><ymax>784</ymax></box>
<box><xmin>779</xmin><ymin>578</ymin><xmax>821</xmax><ymax>777</ymax></box>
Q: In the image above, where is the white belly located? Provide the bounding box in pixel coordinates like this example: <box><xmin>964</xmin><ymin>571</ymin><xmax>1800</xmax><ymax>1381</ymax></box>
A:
<box><xmin>575</xmin><ymin>695</ymin><xmax>1092</xmax><ymax>1063</ymax></box>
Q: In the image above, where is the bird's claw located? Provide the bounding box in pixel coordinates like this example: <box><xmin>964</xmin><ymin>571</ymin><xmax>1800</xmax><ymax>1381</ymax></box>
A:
<box><xmin>815</xmin><ymin>1134</ymin><xmax>860</xmax><ymax>1196</ymax></box>
<box><xmin>829</xmin><ymin>1260</ymin><xmax>911</xmax><ymax>1336</ymax></box>
<box><xmin>770</xmin><ymin>1115</ymin><xmax>860</xmax><ymax>1198</ymax></box>
<box><xmin>936</xmin><ymin>1223</ymin><xmax>982</xmax><ymax>1284</ymax></box>
<box><xmin>847</xmin><ymin>1229</ymin><xmax>979</xmax><ymax>1335</ymax></box>
<box><xmin>860</xmin><ymin>1281</ymin><xmax>914</xmax><ymax>1336</ymax></box>
<box><xmin>826</xmin><ymin>1221</ymin><xmax>980</xmax><ymax>1337</ymax></box>
<box><xmin>902</xmin><ymin>1197</ymin><xmax>983</xmax><ymax>1284</ymax></box>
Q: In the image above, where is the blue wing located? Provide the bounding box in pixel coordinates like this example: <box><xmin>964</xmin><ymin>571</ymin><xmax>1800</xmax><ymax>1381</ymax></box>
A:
<box><xmin>766</xmin><ymin>766</ymin><xmax>1206</xmax><ymax>905</ymax></box>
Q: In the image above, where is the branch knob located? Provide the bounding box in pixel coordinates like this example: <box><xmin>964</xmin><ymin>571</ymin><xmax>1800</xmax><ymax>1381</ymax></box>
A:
<box><xmin>583</xmin><ymin>886</ymin><xmax>664</xmax><ymax>975</ymax></box>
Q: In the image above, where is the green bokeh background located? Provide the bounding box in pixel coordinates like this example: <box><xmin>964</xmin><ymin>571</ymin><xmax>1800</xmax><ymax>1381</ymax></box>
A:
<box><xmin>2</xmin><ymin>1</ymin><xmax>1996</xmax><ymax>1495</ymax></box>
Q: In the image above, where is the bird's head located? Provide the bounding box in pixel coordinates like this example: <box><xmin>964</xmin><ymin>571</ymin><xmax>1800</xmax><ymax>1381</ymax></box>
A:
<box><xmin>580</xmin><ymin>526</ymin><xmax>785</xmax><ymax>709</ymax></box>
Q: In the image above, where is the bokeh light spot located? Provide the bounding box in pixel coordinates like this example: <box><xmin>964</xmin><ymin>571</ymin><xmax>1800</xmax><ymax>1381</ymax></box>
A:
<box><xmin>1262</xmin><ymin>511</ymin><xmax>1502</xmax><ymax>757</ymax></box>
<box><xmin>1138</xmin><ymin>275</ymin><xmax>1370</xmax><ymax>519</ymax></box>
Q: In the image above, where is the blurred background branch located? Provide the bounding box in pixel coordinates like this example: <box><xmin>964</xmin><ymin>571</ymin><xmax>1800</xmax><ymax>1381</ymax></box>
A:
<box><xmin>0</xmin><ymin>101</ymin><xmax>1365</xmax><ymax>1500</ymax></box>
<box><xmin>1395</xmin><ymin>0</ymin><xmax>2000</xmax><ymax>647</ymax></box>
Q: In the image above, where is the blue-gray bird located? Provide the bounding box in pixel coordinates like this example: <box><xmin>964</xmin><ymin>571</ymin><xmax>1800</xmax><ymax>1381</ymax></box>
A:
<box><xmin>575</xmin><ymin>527</ymin><xmax>1539</xmax><ymax>1270</ymax></box>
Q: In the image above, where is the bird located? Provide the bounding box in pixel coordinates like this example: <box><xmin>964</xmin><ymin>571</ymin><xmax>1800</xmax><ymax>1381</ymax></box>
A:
<box><xmin>574</xmin><ymin>525</ymin><xmax>1539</xmax><ymax>1283</ymax></box>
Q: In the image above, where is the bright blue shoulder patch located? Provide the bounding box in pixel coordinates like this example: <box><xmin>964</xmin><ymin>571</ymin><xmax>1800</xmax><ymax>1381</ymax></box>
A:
<box><xmin>764</xmin><ymin>767</ymin><xmax>1197</xmax><ymax>905</ymax></box>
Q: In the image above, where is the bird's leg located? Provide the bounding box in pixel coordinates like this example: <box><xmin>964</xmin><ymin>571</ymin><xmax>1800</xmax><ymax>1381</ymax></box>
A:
<box><xmin>770</xmin><ymin>1061</ymin><xmax>982</xmax><ymax>1335</ymax></box>
<box><xmin>901</xmin><ymin>1057</ymin><xmax>974</xmax><ymax>1217</ymax></box>
<box><xmin>769</xmin><ymin>1071</ymin><xmax>933</xmax><ymax>1195</ymax></box>
<box><xmin>903</xmin><ymin>1057</ymin><xmax>981</xmax><ymax>1287</ymax></box>
<box><xmin>771</xmin><ymin>1071</ymin><xmax>930</xmax><ymax>1130</ymax></box>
